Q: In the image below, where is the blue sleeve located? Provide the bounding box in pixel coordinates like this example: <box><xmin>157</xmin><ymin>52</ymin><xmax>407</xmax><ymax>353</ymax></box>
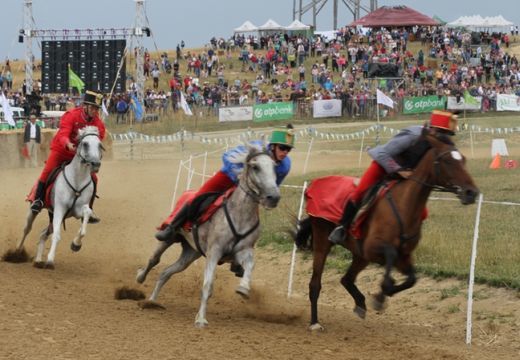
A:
<box><xmin>275</xmin><ymin>156</ymin><xmax>291</xmax><ymax>185</ymax></box>
<box><xmin>220</xmin><ymin>144</ymin><xmax>247</xmax><ymax>183</ymax></box>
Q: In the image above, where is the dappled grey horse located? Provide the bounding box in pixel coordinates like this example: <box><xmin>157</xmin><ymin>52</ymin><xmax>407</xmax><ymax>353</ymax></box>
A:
<box><xmin>17</xmin><ymin>126</ymin><xmax>103</xmax><ymax>269</ymax></box>
<box><xmin>136</xmin><ymin>144</ymin><xmax>280</xmax><ymax>327</ymax></box>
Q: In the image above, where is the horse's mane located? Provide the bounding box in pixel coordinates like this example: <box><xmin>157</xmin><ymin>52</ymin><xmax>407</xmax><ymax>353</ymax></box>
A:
<box><xmin>78</xmin><ymin>126</ymin><xmax>100</xmax><ymax>138</ymax></box>
<box><xmin>227</xmin><ymin>142</ymin><xmax>266</xmax><ymax>165</ymax></box>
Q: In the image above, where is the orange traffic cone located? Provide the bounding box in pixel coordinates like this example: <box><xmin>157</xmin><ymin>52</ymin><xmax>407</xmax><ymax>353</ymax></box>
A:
<box><xmin>489</xmin><ymin>153</ymin><xmax>501</xmax><ymax>169</ymax></box>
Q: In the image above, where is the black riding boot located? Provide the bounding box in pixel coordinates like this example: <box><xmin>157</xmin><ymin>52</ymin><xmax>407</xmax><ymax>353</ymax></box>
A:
<box><xmin>155</xmin><ymin>204</ymin><xmax>190</xmax><ymax>242</ymax></box>
<box><xmin>30</xmin><ymin>181</ymin><xmax>46</xmax><ymax>215</ymax></box>
<box><xmin>329</xmin><ymin>200</ymin><xmax>359</xmax><ymax>245</ymax></box>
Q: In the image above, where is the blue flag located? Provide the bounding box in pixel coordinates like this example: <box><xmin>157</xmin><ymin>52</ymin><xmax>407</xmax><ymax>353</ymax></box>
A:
<box><xmin>130</xmin><ymin>94</ymin><xmax>144</xmax><ymax>122</ymax></box>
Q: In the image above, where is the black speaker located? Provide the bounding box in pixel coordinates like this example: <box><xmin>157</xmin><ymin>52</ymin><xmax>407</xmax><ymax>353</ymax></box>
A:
<box><xmin>18</xmin><ymin>35</ymin><xmax>24</xmax><ymax>43</ymax></box>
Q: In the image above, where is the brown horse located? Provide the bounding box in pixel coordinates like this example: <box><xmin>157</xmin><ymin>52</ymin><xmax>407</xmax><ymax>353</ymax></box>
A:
<box><xmin>293</xmin><ymin>130</ymin><xmax>479</xmax><ymax>331</ymax></box>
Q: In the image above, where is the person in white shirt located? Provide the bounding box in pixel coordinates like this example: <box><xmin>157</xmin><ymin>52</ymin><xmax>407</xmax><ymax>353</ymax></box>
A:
<box><xmin>23</xmin><ymin>114</ymin><xmax>41</xmax><ymax>168</ymax></box>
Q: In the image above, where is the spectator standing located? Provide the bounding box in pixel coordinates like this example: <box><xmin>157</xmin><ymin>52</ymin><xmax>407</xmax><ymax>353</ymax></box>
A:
<box><xmin>151</xmin><ymin>68</ymin><xmax>160</xmax><ymax>89</ymax></box>
<box><xmin>24</xmin><ymin>114</ymin><xmax>41</xmax><ymax>168</ymax></box>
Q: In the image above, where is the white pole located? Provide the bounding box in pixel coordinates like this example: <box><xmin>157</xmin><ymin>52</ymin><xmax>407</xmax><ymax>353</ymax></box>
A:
<box><xmin>466</xmin><ymin>193</ymin><xmax>484</xmax><ymax>345</ymax></box>
<box><xmin>170</xmin><ymin>159</ymin><xmax>184</xmax><ymax>211</ymax></box>
<box><xmin>469</xmin><ymin>126</ymin><xmax>475</xmax><ymax>159</ymax></box>
<box><xmin>359</xmin><ymin>132</ymin><xmax>365</xmax><ymax>167</ymax></box>
<box><xmin>288</xmin><ymin>181</ymin><xmax>308</xmax><ymax>298</ymax></box>
<box><xmin>303</xmin><ymin>137</ymin><xmax>313</xmax><ymax>174</ymax></box>
<box><xmin>185</xmin><ymin>155</ymin><xmax>193</xmax><ymax>190</ymax></box>
<box><xmin>375</xmin><ymin>104</ymin><xmax>381</xmax><ymax>146</ymax></box>
<box><xmin>201</xmin><ymin>151</ymin><xmax>208</xmax><ymax>186</ymax></box>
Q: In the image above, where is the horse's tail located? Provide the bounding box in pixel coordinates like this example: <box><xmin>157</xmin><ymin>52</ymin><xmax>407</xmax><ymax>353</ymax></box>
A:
<box><xmin>289</xmin><ymin>217</ymin><xmax>313</xmax><ymax>251</ymax></box>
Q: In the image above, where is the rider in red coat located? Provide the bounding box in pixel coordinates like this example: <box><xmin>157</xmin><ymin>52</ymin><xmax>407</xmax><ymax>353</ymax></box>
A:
<box><xmin>30</xmin><ymin>90</ymin><xmax>106</xmax><ymax>220</ymax></box>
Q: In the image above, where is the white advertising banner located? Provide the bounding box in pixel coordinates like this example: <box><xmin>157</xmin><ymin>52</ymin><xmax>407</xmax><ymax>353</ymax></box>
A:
<box><xmin>218</xmin><ymin>106</ymin><xmax>253</xmax><ymax>122</ymax></box>
<box><xmin>447</xmin><ymin>96</ymin><xmax>482</xmax><ymax>111</ymax></box>
<box><xmin>313</xmin><ymin>99</ymin><xmax>342</xmax><ymax>118</ymax></box>
<box><xmin>496</xmin><ymin>94</ymin><xmax>520</xmax><ymax>111</ymax></box>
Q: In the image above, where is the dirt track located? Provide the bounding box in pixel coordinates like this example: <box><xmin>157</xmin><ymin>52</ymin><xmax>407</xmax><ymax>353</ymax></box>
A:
<box><xmin>1</xmin><ymin>155</ymin><xmax>519</xmax><ymax>360</ymax></box>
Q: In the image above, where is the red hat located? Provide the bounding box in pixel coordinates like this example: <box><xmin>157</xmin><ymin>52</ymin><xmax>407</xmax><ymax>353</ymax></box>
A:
<box><xmin>430</xmin><ymin>110</ymin><xmax>457</xmax><ymax>135</ymax></box>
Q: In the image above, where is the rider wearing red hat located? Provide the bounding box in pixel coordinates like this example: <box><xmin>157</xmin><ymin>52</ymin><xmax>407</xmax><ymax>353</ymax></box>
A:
<box><xmin>329</xmin><ymin>110</ymin><xmax>458</xmax><ymax>244</ymax></box>
<box><xmin>30</xmin><ymin>90</ymin><xmax>106</xmax><ymax>220</ymax></box>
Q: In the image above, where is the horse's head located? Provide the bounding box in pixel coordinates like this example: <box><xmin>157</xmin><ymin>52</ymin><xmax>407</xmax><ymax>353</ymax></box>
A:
<box><xmin>423</xmin><ymin>131</ymin><xmax>479</xmax><ymax>205</ymax></box>
<box><xmin>241</xmin><ymin>144</ymin><xmax>280</xmax><ymax>209</ymax></box>
<box><xmin>77</xmin><ymin>126</ymin><xmax>104</xmax><ymax>173</ymax></box>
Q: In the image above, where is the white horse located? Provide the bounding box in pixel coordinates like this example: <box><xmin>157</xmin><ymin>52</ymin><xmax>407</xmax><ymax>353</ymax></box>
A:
<box><xmin>17</xmin><ymin>126</ymin><xmax>103</xmax><ymax>269</ymax></box>
<box><xmin>136</xmin><ymin>144</ymin><xmax>280</xmax><ymax>327</ymax></box>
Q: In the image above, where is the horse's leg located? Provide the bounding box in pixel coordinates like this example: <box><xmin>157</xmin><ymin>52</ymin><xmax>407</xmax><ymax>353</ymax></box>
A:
<box><xmin>34</xmin><ymin>224</ymin><xmax>52</xmax><ymax>267</ymax></box>
<box><xmin>372</xmin><ymin>244</ymin><xmax>398</xmax><ymax>311</ymax></box>
<box><xmin>70</xmin><ymin>205</ymin><xmax>90</xmax><ymax>252</ymax></box>
<box><xmin>308</xmin><ymin>231</ymin><xmax>332</xmax><ymax>331</ymax></box>
<box><xmin>148</xmin><ymin>241</ymin><xmax>201</xmax><ymax>302</ymax></box>
<box><xmin>45</xmin><ymin>208</ymin><xmax>65</xmax><ymax>269</ymax></box>
<box><xmin>17</xmin><ymin>208</ymin><xmax>37</xmax><ymax>251</ymax></box>
<box><xmin>340</xmin><ymin>254</ymin><xmax>369</xmax><ymax>319</ymax></box>
<box><xmin>136</xmin><ymin>239</ymin><xmax>174</xmax><ymax>284</ymax></box>
<box><xmin>234</xmin><ymin>248</ymin><xmax>254</xmax><ymax>299</ymax></box>
<box><xmin>386</xmin><ymin>254</ymin><xmax>416</xmax><ymax>296</ymax></box>
<box><xmin>195</xmin><ymin>247</ymin><xmax>221</xmax><ymax>328</ymax></box>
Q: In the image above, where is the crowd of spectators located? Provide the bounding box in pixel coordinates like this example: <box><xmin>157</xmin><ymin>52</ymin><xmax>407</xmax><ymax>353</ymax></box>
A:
<box><xmin>2</xmin><ymin>23</ymin><xmax>520</xmax><ymax>123</ymax></box>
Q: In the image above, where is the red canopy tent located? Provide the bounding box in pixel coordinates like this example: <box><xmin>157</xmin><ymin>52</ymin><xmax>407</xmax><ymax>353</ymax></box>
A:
<box><xmin>349</xmin><ymin>6</ymin><xmax>439</xmax><ymax>27</ymax></box>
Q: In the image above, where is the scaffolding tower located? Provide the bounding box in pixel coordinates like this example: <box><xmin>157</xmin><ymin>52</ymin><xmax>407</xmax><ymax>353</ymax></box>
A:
<box><xmin>293</xmin><ymin>0</ymin><xmax>378</xmax><ymax>30</ymax></box>
<box><xmin>20</xmin><ymin>0</ymin><xmax>148</xmax><ymax>103</ymax></box>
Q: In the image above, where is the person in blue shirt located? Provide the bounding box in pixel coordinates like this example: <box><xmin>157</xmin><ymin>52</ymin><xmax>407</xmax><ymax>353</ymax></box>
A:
<box><xmin>155</xmin><ymin>124</ymin><xmax>295</xmax><ymax>242</ymax></box>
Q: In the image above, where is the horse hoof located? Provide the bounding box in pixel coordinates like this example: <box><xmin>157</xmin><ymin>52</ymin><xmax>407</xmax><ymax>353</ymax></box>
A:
<box><xmin>70</xmin><ymin>243</ymin><xmax>82</xmax><ymax>252</ymax></box>
<box><xmin>135</xmin><ymin>270</ymin><xmax>146</xmax><ymax>284</ymax></box>
<box><xmin>194</xmin><ymin>319</ymin><xmax>209</xmax><ymax>328</ymax></box>
<box><xmin>371</xmin><ymin>295</ymin><xmax>387</xmax><ymax>312</ymax></box>
<box><xmin>308</xmin><ymin>323</ymin><xmax>325</xmax><ymax>331</ymax></box>
<box><xmin>235</xmin><ymin>286</ymin><xmax>250</xmax><ymax>299</ymax></box>
<box><xmin>137</xmin><ymin>300</ymin><xmax>166</xmax><ymax>310</ymax></box>
<box><xmin>353</xmin><ymin>306</ymin><xmax>367</xmax><ymax>319</ymax></box>
<box><xmin>45</xmin><ymin>262</ymin><xmax>55</xmax><ymax>270</ymax></box>
<box><xmin>33</xmin><ymin>261</ymin><xmax>46</xmax><ymax>269</ymax></box>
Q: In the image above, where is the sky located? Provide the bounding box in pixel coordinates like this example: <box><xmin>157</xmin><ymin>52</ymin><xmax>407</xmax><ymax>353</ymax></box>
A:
<box><xmin>2</xmin><ymin>0</ymin><xmax>518</xmax><ymax>61</ymax></box>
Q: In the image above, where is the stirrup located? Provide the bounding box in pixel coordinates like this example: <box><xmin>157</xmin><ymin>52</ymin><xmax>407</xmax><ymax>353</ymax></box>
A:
<box><xmin>155</xmin><ymin>225</ymin><xmax>173</xmax><ymax>241</ymax></box>
<box><xmin>30</xmin><ymin>199</ymin><xmax>44</xmax><ymax>214</ymax></box>
<box><xmin>328</xmin><ymin>225</ymin><xmax>346</xmax><ymax>245</ymax></box>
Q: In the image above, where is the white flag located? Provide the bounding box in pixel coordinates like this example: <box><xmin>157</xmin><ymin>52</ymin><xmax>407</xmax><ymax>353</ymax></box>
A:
<box><xmin>179</xmin><ymin>92</ymin><xmax>193</xmax><ymax>116</ymax></box>
<box><xmin>0</xmin><ymin>92</ymin><xmax>16</xmax><ymax>127</ymax></box>
<box><xmin>101</xmin><ymin>99</ymin><xmax>109</xmax><ymax>120</ymax></box>
<box><xmin>376</xmin><ymin>89</ymin><xmax>394</xmax><ymax>109</ymax></box>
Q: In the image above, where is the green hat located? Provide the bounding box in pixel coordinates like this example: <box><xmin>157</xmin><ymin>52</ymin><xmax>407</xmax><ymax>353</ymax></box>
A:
<box><xmin>270</xmin><ymin>127</ymin><xmax>295</xmax><ymax>148</ymax></box>
<box><xmin>83</xmin><ymin>90</ymin><xmax>104</xmax><ymax>107</ymax></box>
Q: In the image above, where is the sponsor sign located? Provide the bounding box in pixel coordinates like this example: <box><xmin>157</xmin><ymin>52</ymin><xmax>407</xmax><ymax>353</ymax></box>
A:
<box><xmin>313</xmin><ymin>99</ymin><xmax>342</xmax><ymax>118</ymax></box>
<box><xmin>253</xmin><ymin>102</ymin><xmax>294</xmax><ymax>122</ymax></box>
<box><xmin>447</xmin><ymin>96</ymin><xmax>482</xmax><ymax>111</ymax></box>
<box><xmin>496</xmin><ymin>94</ymin><xmax>520</xmax><ymax>112</ymax></box>
<box><xmin>218</xmin><ymin>106</ymin><xmax>253</xmax><ymax>122</ymax></box>
<box><xmin>403</xmin><ymin>95</ymin><xmax>446</xmax><ymax>114</ymax></box>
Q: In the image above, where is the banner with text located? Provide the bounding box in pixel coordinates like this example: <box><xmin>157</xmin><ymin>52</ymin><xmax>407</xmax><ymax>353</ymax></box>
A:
<box><xmin>253</xmin><ymin>102</ymin><xmax>294</xmax><ymax>122</ymax></box>
<box><xmin>218</xmin><ymin>106</ymin><xmax>254</xmax><ymax>122</ymax></box>
<box><xmin>313</xmin><ymin>99</ymin><xmax>342</xmax><ymax>118</ymax></box>
<box><xmin>403</xmin><ymin>95</ymin><xmax>446</xmax><ymax>114</ymax></box>
<box><xmin>496</xmin><ymin>94</ymin><xmax>520</xmax><ymax>112</ymax></box>
<box><xmin>447</xmin><ymin>96</ymin><xmax>482</xmax><ymax>111</ymax></box>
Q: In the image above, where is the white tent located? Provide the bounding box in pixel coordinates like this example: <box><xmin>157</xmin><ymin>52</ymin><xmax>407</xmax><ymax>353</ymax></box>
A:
<box><xmin>234</xmin><ymin>21</ymin><xmax>258</xmax><ymax>33</ymax></box>
<box><xmin>258</xmin><ymin>19</ymin><xmax>283</xmax><ymax>31</ymax></box>
<box><xmin>448</xmin><ymin>15</ymin><xmax>513</xmax><ymax>29</ymax></box>
<box><xmin>285</xmin><ymin>19</ymin><xmax>311</xmax><ymax>31</ymax></box>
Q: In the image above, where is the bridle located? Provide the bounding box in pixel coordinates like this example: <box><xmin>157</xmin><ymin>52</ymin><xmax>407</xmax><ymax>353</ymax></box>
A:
<box><xmin>238</xmin><ymin>150</ymin><xmax>273</xmax><ymax>204</ymax></box>
<box><xmin>408</xmin><ymin>146</ymin><xmax>462</xmax><ymax>194</ymax></box>
<box><xmin>76</xmin><ymin>133</ymin><xmax>104</xmax><ymax>166</ymax></box>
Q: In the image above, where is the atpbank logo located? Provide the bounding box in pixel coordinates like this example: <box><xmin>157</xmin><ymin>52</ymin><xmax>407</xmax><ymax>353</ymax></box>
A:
<box><xmin>254</xmin><ymin>108</ymin><xmax>264</xmax><ymax>118</ymax></box>
<box><xmin>404</xmin><ymin>100</ymin><xmax>414</xmax><ymax>111</ymax></box>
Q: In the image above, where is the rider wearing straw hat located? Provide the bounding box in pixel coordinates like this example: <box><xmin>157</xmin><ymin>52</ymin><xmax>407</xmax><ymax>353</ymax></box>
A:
<box><xmin>155</xmin><ymin>124</ymin><xmax>295</xmax><ymax>242</ymax></box>
<box><xmin>30</xmin><ymin>90</ymin><xmax>106</xmax><ymax>221</ymax></box>
<box><xmin>329</xmin><ymin>110</ymin><xmax>458</xmax><ymax>245</ymax></box>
